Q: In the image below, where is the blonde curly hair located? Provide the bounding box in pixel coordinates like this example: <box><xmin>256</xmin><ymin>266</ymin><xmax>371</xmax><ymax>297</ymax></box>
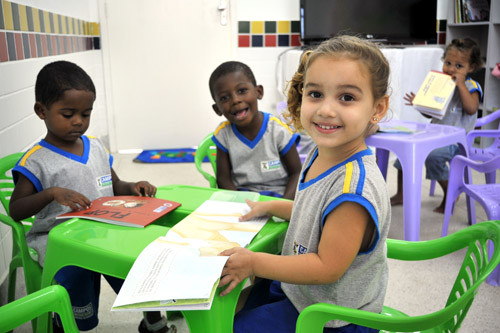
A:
<box><xmin>284</xmin><ymin>35</ymin><xmax>390</xmax><ymax>131</ymax></box>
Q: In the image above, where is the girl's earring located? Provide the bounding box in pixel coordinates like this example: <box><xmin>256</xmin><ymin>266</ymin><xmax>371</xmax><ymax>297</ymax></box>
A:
<box><xmin>372</xmin><ymin>117</ymin><xmax>378</xmax><ymax>122</ymax></box>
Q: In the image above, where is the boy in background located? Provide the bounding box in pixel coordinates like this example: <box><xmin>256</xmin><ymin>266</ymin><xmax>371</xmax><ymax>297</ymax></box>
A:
<box><xmin>209</xmin><ymin>61</ymin><xmax>302</xmax><ymax>200</ymax></box>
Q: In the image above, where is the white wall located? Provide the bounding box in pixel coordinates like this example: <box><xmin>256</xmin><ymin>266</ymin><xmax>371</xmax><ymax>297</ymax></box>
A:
<box><xmin>0</xmin><ymin>0</ymin><xmax>104</xmax><ymax>284</ymax></box>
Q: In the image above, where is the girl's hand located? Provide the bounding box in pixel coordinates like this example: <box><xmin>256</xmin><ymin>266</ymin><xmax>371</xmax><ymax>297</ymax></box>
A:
<box><xmin>132</xmin><ymin>181</ymin><xmax>157</xmax><ymax>197</ymax></box>
<box><xmin>218</xmin><ymin>247</ymin><xmax>254</xmax><ymax>296</ymax></box>
<box><xmin>452</xmin><ymin>71</ymin><xmax>467</xmax><ymax>87</ymax></box>
<box><xmin>239</xmin><ymin>200</ymin><xmax>270</xmax><ymax>221</ymax></box>
<box><xmin>403</xmin><ymin>92</ymin><xmax>416</xmax><ymax>105</ymax></box>
<box><xmin>51</xmin><ymin>187</ymin><xmax>91</xmax><ymax>211</ymax></box>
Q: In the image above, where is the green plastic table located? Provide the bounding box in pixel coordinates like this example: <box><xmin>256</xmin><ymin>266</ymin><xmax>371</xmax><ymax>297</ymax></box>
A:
<box><xmin>37</xmin><ymin>185</ymin><xmax>289</xmax><ymax>333</ymax></box>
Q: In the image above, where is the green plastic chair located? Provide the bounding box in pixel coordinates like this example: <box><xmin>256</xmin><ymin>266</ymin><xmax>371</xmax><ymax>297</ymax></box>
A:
<box><xmin>0</xmin><ymin>285</ymin><xmax>78</xmax><ymax>333</ymax></box>
<box><xmin>0</xmin><ymin>153</ymin><xmax>42</xmax><ymax>305</ymax></box>
<box><xmin>295</xmin><ymin>220</ymin><xmax>500</xmax><ymax>333</ymax></box>
<box><xmin>194</xmin><ymin>133</ymin><xmax>217</xmax><ymax>188</ymax></box>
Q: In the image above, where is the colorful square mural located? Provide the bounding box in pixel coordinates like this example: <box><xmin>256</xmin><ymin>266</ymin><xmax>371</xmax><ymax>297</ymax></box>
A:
<box><xmin>238</xmin><ymin>20</ymin><xmax>301</xmax><ymax>48</ymax></box>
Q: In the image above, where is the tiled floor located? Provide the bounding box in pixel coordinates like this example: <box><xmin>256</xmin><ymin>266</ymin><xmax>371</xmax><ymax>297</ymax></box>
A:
<box><xmin>2</xmin><ymin>152</ymin><xmax>500</xmax><ymax>332</ymax></box>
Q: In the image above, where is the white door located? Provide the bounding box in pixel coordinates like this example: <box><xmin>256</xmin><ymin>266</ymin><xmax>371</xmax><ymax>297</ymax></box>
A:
<box><xmin>99</xmin><ymin>0</ymin><xmax>234</xmax><ymax>151</ymax></box>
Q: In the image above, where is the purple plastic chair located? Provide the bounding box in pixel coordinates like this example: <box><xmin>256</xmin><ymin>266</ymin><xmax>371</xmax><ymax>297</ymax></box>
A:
<box><xmin>430</xmin><ymin>109</ymin><xmax>500</xmax><ymax>195</ymax></box>
<box><xmin>441</xmin><ymin>154</ymin><xmax>500</xmax><ymax>286</ymax></box>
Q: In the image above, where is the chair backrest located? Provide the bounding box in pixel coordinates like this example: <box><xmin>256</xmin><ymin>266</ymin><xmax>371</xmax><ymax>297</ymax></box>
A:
<box><xmin>0</xmin><ymin>152</ymin><xmax>24</xmax><ymax>214</ymax></box>
<box><xmin>0</xmin><ymin>285</ymin><xmax>78</xmax><ymax>333</ymax></box>
<box><xmin>0</xmin><ymin>153</ymin><xmax>41</xmax><ymax>300</ymax></box>
<box><xmin>296</xmin><ymin>220</ymin><xmax>500</xmax><ymax>332</ymax></box>
<box><xmin>388</xmin><ymin>220</ymin><xmax>500</xmax><ymax>331</ymax></box>
<box><xmin>194</xmin><ymin>133</ymin><xmax>217</xmax><ymax>188</ymax></box>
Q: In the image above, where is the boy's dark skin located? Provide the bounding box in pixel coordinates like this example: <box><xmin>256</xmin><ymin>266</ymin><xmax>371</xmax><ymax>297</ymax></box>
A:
<box><xmin>211</xmin><ymin>70</ymin><xmax>302</xmax><ymax>200</ymax></box>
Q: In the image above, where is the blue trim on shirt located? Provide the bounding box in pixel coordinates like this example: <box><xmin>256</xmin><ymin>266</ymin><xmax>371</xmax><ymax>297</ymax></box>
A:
<box><xmin>231</xmin><ymin>112</ymin><xmax>269</xmax><ymax>149</ymax></box>
<box><xmin>12</xmin><ymin>166</ymin><xmax>43</xmax><ymax>191</ymax></box>
<box><xmin>281</xmin><ymin>133</ymin><xmax>300</xmax><ymax>156</ymax></box>
<box><xmin>466</xmin><ymin>78</ymin><xmax>483</xmax><ymax>102</ymax></box>
<box><xmin>39</xmin><ymin>136</ymin><xmax>90</xmax><ymax>164</ymax></box>
<box><xmin>298</xmin><ymin>148</ymin><xmax>373</xmax><ymax>191</ymax></box>
<box><xmin>12</xmin><ymin>136</ymin><xmax>112</xmax><ymax>192</ymax></box>
<box><xmin>211</xmin><ymin>135</ymin><xmax>228</xmax><ymax>153</ymax></box>
<box><xmin>322</xmin><ymin>193</ymin><xmax>380</xmax><ymax>254</ymax></box>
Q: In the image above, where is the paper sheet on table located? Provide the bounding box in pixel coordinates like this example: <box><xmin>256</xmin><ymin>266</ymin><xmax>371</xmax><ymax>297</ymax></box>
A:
<box><xmin>112</xmin><ymin>237</ymin><xmax>228</xmax><ymax>310</ymax></box>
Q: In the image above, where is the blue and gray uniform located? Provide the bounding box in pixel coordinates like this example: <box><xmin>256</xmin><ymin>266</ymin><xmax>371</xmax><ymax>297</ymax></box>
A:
<box><xmin>12</xmin><ymin>135</ymin><xmax>121</xmax><ymax>331</ymax></box>
<box><xmin>212</xmin><ymin>111</ymin><xmax>300</xmax><ymax>197</ymax></box>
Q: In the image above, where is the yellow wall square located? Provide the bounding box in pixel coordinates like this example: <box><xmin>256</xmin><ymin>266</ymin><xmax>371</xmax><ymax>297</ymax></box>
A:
<box><xmin>92</xmin><ymin>22</ymin><xmax>100</xmax><ymax>36</ymax></box>
<box><xmin>69</xmin><ymin>17</ymin><xmax>74</xmax><ymax>34</ymax></box>
<box><xmin>2</xmin><ymin>0</ymin><xmax>14</xmax><ymax>30</ymax></box>
<box><xmin>61</xmin><ymin>16</ymin><xmax>67</xmax><ymax>34</ymax></box>
<box><xmin>53</xmin><ymin>13</ymin><xmax>60</xmax><ymax>33</ymax></box>
<box><xmin>251</xmin><ymin>21</ymin><xmax>264</xmax><ymax>34</ymax></box>
<box><xmin>277</xmin><ymin>21</ymin><xmax>290</xmax><ymax>33</ymax></box>
<box><xmin>18</xmin><ymin>4</ymin><xmax>28</xmax><ymax>31</ymax></box>
<box><xmin>43</xmin><ymin>11</ymin><xmax>50</xmax><ymax>33</ymax></box>
<box><xmin>32</xmin><ymin>8</ymin><xmax>40</xmax><ymax>32</ymax></box>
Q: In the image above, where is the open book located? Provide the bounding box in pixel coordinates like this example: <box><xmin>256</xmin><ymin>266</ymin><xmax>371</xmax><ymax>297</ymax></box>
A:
<box><xmin>112</xmin><ymin>198</ymin><xmax>268</xmax><ymax>311</ymax></box>
<box><xmin>56</xmin><ymin>196</ymin><xmax>181</xmax><ymax>228</ymax></box>
<box><xmin>412</xmin><ymin>70</ymin><xmax>456</xmax><ymax>120</ymax></box>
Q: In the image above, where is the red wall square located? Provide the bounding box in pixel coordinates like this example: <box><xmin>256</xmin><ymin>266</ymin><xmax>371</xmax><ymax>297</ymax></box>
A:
<box><xmin>14</xmin><ymin>33</ymin><xmax>24</xmax><ymax>61</ymax></box>
<box><xmin>41</xmin><ymin>35</ymin><xmax>48</xmax><ymax>57</ymax></box>
<box><xmin>0</xmin><ymin>32</ymin><xmax>8</xmax><ymax>62</ymax></box>
<box><xmin>238</xmin><ymin>35</ymin><xmax>250</xmax><ymax>47</ymax></box>
<box><xmin>29</xmin><ymin>34</ymin><xmax>37</xmax><ymax>58</ymax></box>
<box><xmin>291</xmin><ymin>34</ymin><xmax>301</xmax><ymax>47</ymax></box>
<box><xmin>265</xmin><ymin>35</ymin><xmax>276</xmax><ymax>47</ymax></box>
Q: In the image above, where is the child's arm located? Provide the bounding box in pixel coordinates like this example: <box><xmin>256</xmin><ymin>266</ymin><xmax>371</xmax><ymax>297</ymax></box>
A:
<box><xmin>111</xmin><ymin>168</ymin><xmax>156</xmax><ymax>197</ymax></box>
<box><xmin>215</xmin><ymin>148</ymin><xmax>238</xmax><ymax>190</ymax></box>
<box><xmin>454</xmin><ymin>72</ymin><xmax>480</xmax><ymax>115</ymax></box>
<box><xmin>9</xmin><ymin>174</ymin><xmax>91</xmax><ymax>221</ymax></box>
<box><xmin>404</xmin><ymin>91</ymin><xmax>433</xmax><ymax>119</ymax></box>
<box><xmin>220</xmin><ymin>201</ymin><xmax>372</xmax><ymax>296</ymax></box>
<box><xmin>280</xmin><ymin>145</ymin><xmax>302</xmax><ymax>200</ymax></box>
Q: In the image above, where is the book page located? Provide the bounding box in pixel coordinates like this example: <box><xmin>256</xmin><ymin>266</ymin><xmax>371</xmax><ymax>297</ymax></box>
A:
<box><xmin>112</xmin><ymin>237</ymin><xmax>228</xmax><ymax>310</ymax></box>
<box><xmin>165</xmin><ymin>200</ymin><xmax>268</xmax><ymax>255</ymax></box>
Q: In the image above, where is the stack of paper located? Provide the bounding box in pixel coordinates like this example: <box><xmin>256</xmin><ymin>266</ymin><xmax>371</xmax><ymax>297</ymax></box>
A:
<box><xmin>112</xmin><ymin>199</ymin><xmax>268</xmax><ymax>311</ymax></box>
<box><xmin>412</xmin><ymin>71</ymin><xmax>456</xmax><ymax>120</ymax></box>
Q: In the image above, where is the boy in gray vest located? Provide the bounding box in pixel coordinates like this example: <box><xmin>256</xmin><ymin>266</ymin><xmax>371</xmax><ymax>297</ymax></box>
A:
<box><xmin>10</xmin><ymin>61</ymin><xmax>175</xmax><ymax>333</ymax></box>
<box><xmin>209</xmin><ymin>61</ymin><xmax>302</xmax><ymax>199</ymax></box>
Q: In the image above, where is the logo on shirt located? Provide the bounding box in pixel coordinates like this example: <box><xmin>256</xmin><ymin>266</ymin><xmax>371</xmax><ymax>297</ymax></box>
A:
<box><xmin>293</xmin><ymin>241</ymin><xmax>307</xmax><ymax>254</ymax></box>
<box><xmin>97</xmin><ymin>174</ymin><xmax>112</xmax><ymax>188</ymax></box>
<box><xmin>261</xmin><ymin>159</ymin><xmax>281</xmax><ymax>172</ymax></box>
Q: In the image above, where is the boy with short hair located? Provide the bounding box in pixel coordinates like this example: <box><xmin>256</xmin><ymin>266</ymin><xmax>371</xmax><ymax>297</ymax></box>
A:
<box><xmin>209</xmin><ymin>61</ymin><xmax>302</xmax><ymax>200</ymax></box>
<box><xmin>10</xmin><ymin>61</ymin><xmax>175</xmax><ymax>333</ymax></box>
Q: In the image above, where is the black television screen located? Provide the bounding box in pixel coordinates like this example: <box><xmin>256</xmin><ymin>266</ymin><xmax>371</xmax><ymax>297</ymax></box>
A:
<box><xmin>300</xmin><ymin>0</ymin><xmax>437</xmax><ymax>45</ymax></box>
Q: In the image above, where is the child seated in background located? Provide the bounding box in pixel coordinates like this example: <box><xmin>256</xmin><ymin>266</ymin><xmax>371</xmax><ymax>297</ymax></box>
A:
<box><xmin>218</xmin><ymin>35</ymin><xmax>391</xmax><ymax>332</ymax></box>
<box><xmin>9</xmin><ymin>61</ymin><xmax>175</xmax><ymax>333</ymax></box>
<box><xmin>209</xmin><ymin>61</ymin><xmax>302</xmax><ymax>200</ymax></box>
<box><xmin>391</xmin><ymin>38</ymin><xmax>483</xmax><ymax>213</ymax></box>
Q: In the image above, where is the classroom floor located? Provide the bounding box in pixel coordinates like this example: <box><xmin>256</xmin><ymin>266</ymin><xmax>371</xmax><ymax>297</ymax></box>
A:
<box><xmin>2</xmin><ymin>152</ymin><xmax>500</xmax><ymax>332</ymax></box>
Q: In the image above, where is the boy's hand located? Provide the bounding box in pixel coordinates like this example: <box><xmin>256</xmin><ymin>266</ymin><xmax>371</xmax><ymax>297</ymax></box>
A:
<box><xmin>218</xmin><ymin>247</ymin><xmax>254</xmax><ymax>296</ymax></box>
<box><xmin>403</xmin><ymin>92</ymin><xmax>416</xmax><ymax>105</ymax></box>
<box><xmin>132</xmin><ymin>181</ymin><xmax>157</xmax><ymax>197</ymax></box>
<box><xmin>239</xmin><ymin>200</ymin><xmax>270</xmax><ymax>221</ymax></box>
<box><xmin>52</xmin><ymin>188</ymin><xmax>91</xmax><ymax>211</ymax></box>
